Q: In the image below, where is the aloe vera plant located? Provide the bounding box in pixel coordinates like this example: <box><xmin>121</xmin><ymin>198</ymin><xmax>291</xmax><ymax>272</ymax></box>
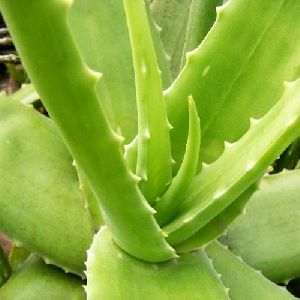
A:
<box><xmin>0</xmin><ymin>0</ymin><xmax>300</xmax><ymax>299</ymax></box>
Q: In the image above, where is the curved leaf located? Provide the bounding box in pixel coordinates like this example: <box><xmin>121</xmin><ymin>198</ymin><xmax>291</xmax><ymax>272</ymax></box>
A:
<box><xmin>206</xmin><ymin>242</ymin><xmax>295</xmax><ymax>300</ymax></box>
<box><xmin>0</xmin><ymin>96</ymin><xmax>93</xmax><ymax>276</ymax></box>
<box><xmin>166</xmin><ymin>0</ymin><xmax>300</xmax><ymax>169</ymax></box>
<box><xmin>175</xmin><ymin>183</ymin><xmax>257</xmax><ymax>252</ymax></box>
<box><xmin>69</xmin><ymin>0</ymin><xmax>137</xmax><ymax>141</ymax></box>
<box><xmin>86</xmin><ymin>227</ymin><xmax>229</xmax><ymax>300</ymax></box>
<box><xmin>0</xmin><ymin>255</ymin><xmax>85</xmax><ymax>300</ymax></box>
<box><xmin>164</xmin><ymin>79</ymin><xmax>300</xmax><ymax>245</ymax></box>
<box><xmin>223</xmin><ymin>170</ymin><xmax>300</xmax><ymax>283</ymax></box>
<box><xmin>124</xmin><ymin>0</ymin><xmax>172</xmax><ymax>202</ymax></box>
<box><xmin>0</xmin><ymin>0</ymin><xmax>175</xmax><ymax>262</ymax></box>
<box><xmin>155</xmin><ymin>96</ymin><xmax>201</xmax><ymax>225</ymax></box>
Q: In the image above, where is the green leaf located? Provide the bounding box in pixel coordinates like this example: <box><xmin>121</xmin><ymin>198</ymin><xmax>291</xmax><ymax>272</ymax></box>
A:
<box><xmin>0</xmin><ymin>96</ymin><xmax>93</xmax><ymax>276</ymax></box>
<box><xmin>222</xmin><ymin>170</ymin><xmax>300</xmax><ymax>283</ymax></box>
<box><xmin>0</xmin><ymin>0</ymin><xmax>175</xmax><ymax>263</ymax></box>
<box><xmin>69</xmin><ymin>0</ymin><xmax>172</xmax><ymax>140</ymax></box>
<box><xmin>69</xmin><ymin>0</ymin><xmax>137</xmax><ymax>141</ymax></box>
<box><xmin>166</xmin><ymin>0</ymin><xmax>300</xmax><ymax>169</ymax></box>
<box><xmin>124</xmin><ymin>0</ymin><xmax>173</xmax><ymax>203</ymax></box>
<box><xmin>150</xmin><ymin>0</ymin><xmax>192</xmax><ymax>77</ymax></box>
<box><xmin>0</xmin><ymin>255</ymin><xmax>86</xmax><ymax>300</ymax></box>
<box><xmin>86</xmin><ymin>227</ymin><xmax>229</xmax><ymax>300</ymax></box>
<box><xmin>164</xmin><ymin>79</ymin><xmax>300</xmax><ymax>245</ymax></box>
<box><xmin>206</xmin><ymin>242</ymin><xmax>296</xmax><ymax>300</ymax></box>
<box><xmin>175</xmin><ymin>183</ymin><xmax>257</xmax><ymax>253</ymax></box>
<box><xmin>155</xmin><ymin>96</ymin><xmax>201</xmax><ymax>226</ymax></box>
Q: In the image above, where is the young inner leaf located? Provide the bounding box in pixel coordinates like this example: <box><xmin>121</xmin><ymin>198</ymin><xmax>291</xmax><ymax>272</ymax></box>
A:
<box><xmin>155</xmin><ymin>95</ymin><xmax>201</xmax><ymax>226</ymax></box>
<box><xmin>123</xmin><ymin>0</ymin><xmax>172</xmax><ymax>204</ymax></box>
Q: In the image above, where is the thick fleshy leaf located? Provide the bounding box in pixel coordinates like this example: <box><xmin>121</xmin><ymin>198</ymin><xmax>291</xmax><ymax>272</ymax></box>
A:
<box><xmin>206</xmin><ymin>242</ymin><xmax>296</xmax><ymax>300</ymax></box>
<box><xmin>164</xmin><ymin>79</ymin><xmax>300</xmax><ymax>245</ymax></box>
<box><xmin>165</xmin><ymin>0</ymin><xmax>300</xmax><ymax>169</ymax></box>
<box><xmin>0</xmin><ymin>255</ymin><xmax>85</xmax><ymax>300</ymax></box>
<box><xmin>86</xmin><ymin>227</ymin><xmax>229</xmax><ymax>300</ymax></box>
<box><xmin>69</xmin><ymin>0</ymin><xmax>137</xmax><ymax>141</ymax></box>
<box><xmin>69</xmin><ymin>0</ymin><xmax>172</xmax><ymax>141</ymax></box>
<box><xmin>222</xmin><ymin>170</ymin><xmax>300</xmax><ymax>283</ymax></box>
<box><xmin>175</xmin><ymin>183</ymin><xmax>257</xmax><ymax>253</ymax></box>
<box><xmin>0</xmin><ymin>0</ymin><xmax>175</xmax><ymax>262</ymax></box>
<box><xmin>124</xmin><ymin>0</ymin><xmax>172</xmax><ymax>202</ymax></box>
<box><xmin>0</xmin><ymin>96</ymin><xmax>93</xmax><ymax>276</ymax></box>
<box><xmin>155</xmin><ymin>96</ymin><xmax>201</xmax><ymax>226</ymax></box>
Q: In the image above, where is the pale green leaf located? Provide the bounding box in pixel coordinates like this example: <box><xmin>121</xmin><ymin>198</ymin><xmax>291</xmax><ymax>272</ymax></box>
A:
<box><xmin>223</xmin><ymin>170</ymin><xmax>300</xmax><ymax>283</ymax></box>
<box><xmin>0</xmin><ymin>255</ymin><xmax>85</xmax><ymax>300</ymax></box>
<box><xmin>86</xmin><ymin>227</ymin><xmax>229</xmax><ymax>300</ymax></box>
<box><xmin>206</xmin><ymin>242</ymin><xmax>295</xmax><ymax>300</ymax></box>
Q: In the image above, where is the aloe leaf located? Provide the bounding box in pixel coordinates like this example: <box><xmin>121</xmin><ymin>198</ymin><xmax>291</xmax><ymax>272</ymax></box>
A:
<box><xmin>175</xmin><ymin>183</ymin><xmax>257</xmax><ymax>253</ymax></box>
<box><xmin>0</xmin><ymin>255</ymin><xmax>85</xmax><ymax>300</ymax></box>
<box><xmin>206</xmin><ymin>242</ymin><xmax>295</xmax><ymax>300</ymax></box>
<box><xmin>86</xmin><ymin>226</ymin><xmax>229</xmax><ymax>300</ymax></box>
<box><xmin>164</xmin><ymin>79</ymin><xmax>300</xmax><ymax>245</ymax></box>
<box><xmin>69</xmin><ymin>0</ymin><xmax>172</xmax><ymax>140</ymax></box>
<box><xmin>0</xmin><ymin>247</ymin><xmax>10</xmax><ymax>287</ymax></box>
<box><xmin>155</xmin><ymin>96</ymin><xmax>200</xmax><ymax>226</ymax></box>
<box><xmin>181</xmin><ymin>0</ymin><xmax>221</xmax><ymax>68</ymax></box>
<box><xmin>222</xmin><ymin>170</ymin><xmax>300</xmax><ymax>283</ymax></box>
<box><xmin>69</xmin><ymin>0</ymin><xmax>137</xmax><ymax>141</ymax></box>
<box><xmin>0</xmin><ymin>0</ymin><xmax>175</xmax><ymax>262</ymax></box>
<box><xmin>123</xmin><ymin>0</ymin><xmax>172</xmax><ymax>203</ymax></box>
<box><xmin>150</xmin><ymin>0</ymin><xmax>192</xmax><ymax>77</ymax></box>
<box><xmin>166</xmin><ymin>0</ymin><xmax>300</xmax><ymax>169</ymax></box>
<box><xmin>0</xmin><ymin>96</ymin><xmax>93</xmax><ymax>276</ymax></box>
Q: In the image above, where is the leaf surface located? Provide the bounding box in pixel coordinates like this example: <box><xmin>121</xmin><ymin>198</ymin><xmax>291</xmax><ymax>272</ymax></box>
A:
<box><xmin>175</xmin><ymin>183</ymin><xmax>257</xmax><ymax>252</ymax></box>
<box><xmin>164</xmin><ymin>79</ymin><xmax>300</xmax><ymax>245</ymax></box>
<box><xmin>86</xmin><ymin>227</ymin><xmax>229</xmax><ymax>300</ymax></box>
<box><xmin>69</xmin><ymin>0</ymin><xmax>137</xmax><ymax>141</ymax></box>
<box><xmin>166</xmin><ymin>0</ymin><xmax>300</xmax><ymax>168</ymax></box>
<box><xmin>206</xmin><ymin>242</ymin><xmax>296</xmax><ymax>300</ymax></box>
<box><xmin>0</xmin><ymin>255</ymin><xmax>85</xmax><ymax>300</ymax></box>
<box><xmin>0</xmin><ymin>0</ymin><xmax>175</xmax><ymax>262</ymax></box>
<box><xmin>223</xmin><ymin>170</ymin><xmax>300</xmax><ymax>283</ymax></box>
<box><xmin>0</xmin><ymin>96</ymin><xmax>93</xmax><ymax>276</ymax></box>
<box><xmin>124</xmin><ymin>0</ymin><xmax>172</xmax><ymax>202</ymax></box>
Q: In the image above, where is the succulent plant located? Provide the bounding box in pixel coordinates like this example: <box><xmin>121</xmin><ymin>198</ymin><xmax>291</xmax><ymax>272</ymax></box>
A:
<box><xmin>0</xmin><ymin>0</ymin><xmax>299</xmax><ymax>299</ymax></box>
